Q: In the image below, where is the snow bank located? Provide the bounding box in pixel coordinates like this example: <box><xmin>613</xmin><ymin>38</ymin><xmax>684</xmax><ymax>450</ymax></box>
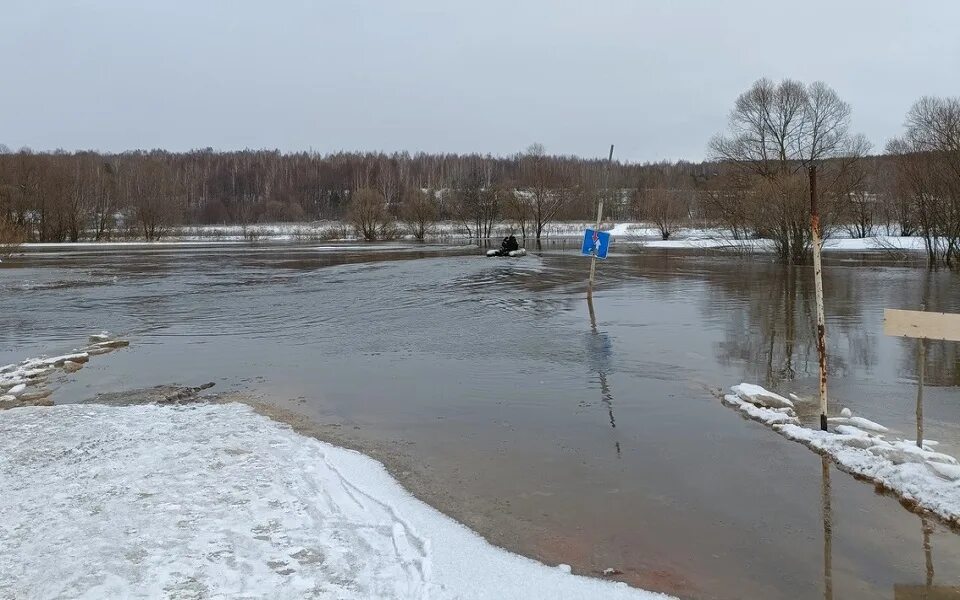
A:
<box><xmin>0</xmin><ymin>333</ymin><xmax>129</xmax><ymax>409</ymax></box>
<box><xmin>11</xmin><ymin>221</ymin><xmax>934</xmax><ymax>253</ymax></box>
<box><xmin>722</xmin><ymin>384</ymin><xmax>960</xmax><ymax>527</ymax></box>
<box><xmin>822</xmin><ymin>237</ymin><xmax>926</xmax><ymax>251</ymax></box>
<box><xmin>635</xmin><ymin>234</ymin><xmax>928</xmax><ymax>253</ymax></box>
<box><xmin>778</xmin><ymin>426</ymin><xmax>960</xmax><ymax>524</ymax></box>
<box><xmin>0</xmin><ymin>403</ymin><xmax>671</xmax><ymax>600</ymax></box>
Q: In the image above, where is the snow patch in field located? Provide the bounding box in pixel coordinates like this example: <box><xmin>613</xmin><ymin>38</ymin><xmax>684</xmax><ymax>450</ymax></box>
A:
<box><xmin>10</xmin><ymin>221</ymin><xmax>935</xmax><ymax>254</ymax></box>
<box><xmin>721</xmin><ymin>384</ymin><xmax>960</xmax><ymax>526</ymax></box>
<box><xmin>0</xmin><ymin>403</ymin><xmax>671</xmax><ymax>600</ymax></box>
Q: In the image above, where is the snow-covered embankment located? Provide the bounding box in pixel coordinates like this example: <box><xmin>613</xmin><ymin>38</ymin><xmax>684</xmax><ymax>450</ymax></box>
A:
<box><xmin>722</xmin><ymin>384</ymin><xmax>960</xmax><ymax>526</ymax></box>
<box><xmin>0</xmin><ymin>402</ymin><xmax>672</xmax><ymax>599</ymax></box>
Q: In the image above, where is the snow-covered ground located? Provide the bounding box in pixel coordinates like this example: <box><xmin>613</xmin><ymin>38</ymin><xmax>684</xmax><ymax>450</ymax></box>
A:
<box><xmin>10</xmin><ymin>220</ymin><xmax>933</xmax><ymax>254</ymax></box>
<box><xmin>722</xmin><ymin>384</ymin><xmax>960</xmax><ymax>527</ymax></box>
<box><xmin>0</xmin><ymin>402</ymin><xmax>672</xmax><ymax>600</ymax></box>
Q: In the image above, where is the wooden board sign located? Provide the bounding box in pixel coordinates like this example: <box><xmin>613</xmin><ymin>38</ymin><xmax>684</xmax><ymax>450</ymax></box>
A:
<box><xmin>884</xmin><ymin>309</ymin><xmax>960</xmax><ymax>342</ymax></box>
<box><xmin>894</xmin><ymin>584</ymin><xmax>960</xmax><ymax>599</ymax></box>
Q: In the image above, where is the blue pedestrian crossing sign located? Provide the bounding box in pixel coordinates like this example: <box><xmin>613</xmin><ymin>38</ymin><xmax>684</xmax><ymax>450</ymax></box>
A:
<box><xmin>581</xmin><ymin>228</ymin><xmax>610</xmax><ymax>259</ymax></box>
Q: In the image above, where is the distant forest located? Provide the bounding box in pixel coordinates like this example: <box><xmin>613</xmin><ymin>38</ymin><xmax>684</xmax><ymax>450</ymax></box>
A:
<box><xmin>1</xmin><ymin>80</ymin><xmax>957</xmax><ymax>267</ymax></box>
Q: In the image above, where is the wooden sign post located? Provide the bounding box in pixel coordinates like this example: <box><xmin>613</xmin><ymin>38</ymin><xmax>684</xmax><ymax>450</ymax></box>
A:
<box><xmin>588</xmin><ymin>145</ymin><xmax>615</xmax><ymax>291</ymax></box>
<box><xmin>883</xmin><ymin>308</ymin><xmax>960</xmax><ymax>448</ymax></box>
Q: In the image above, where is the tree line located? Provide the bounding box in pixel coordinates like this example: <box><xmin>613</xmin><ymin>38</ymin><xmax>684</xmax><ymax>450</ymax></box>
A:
<box><xmin>1</xmin><ymin>80</ymin><xmax>958</xmax><ymax>267</ymax></box>
<box><xmin>0</xmin><ymin>144</ymin><xmax>702</xmax><ymax>244</ymax></box>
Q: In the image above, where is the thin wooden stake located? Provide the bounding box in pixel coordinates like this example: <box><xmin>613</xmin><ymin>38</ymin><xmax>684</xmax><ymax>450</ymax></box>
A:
<box><xmin>588</xmin><ymin>145</ymin><xmax>615</xmax><ymax>291</ymax></box>
<box><xmin>810</xmin><ymin>165</ymin><xmax>829</xmax><ymax>431</ymax></box>
<box><xmin>916</xmin><ymin>338</ymin><xmax>926</xmax><ymax>448</ymax></box>
<box><xmin>916</xmin><ymin>280</ymin><xmax>929</xmax><ymax>449</ymax></box>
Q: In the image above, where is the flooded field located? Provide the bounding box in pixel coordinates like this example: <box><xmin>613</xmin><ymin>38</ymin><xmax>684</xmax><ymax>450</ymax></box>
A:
<box><xmin>2</xmin><ymin>242</ymin><xmax>959</xmax><ymax>600</ymax></box>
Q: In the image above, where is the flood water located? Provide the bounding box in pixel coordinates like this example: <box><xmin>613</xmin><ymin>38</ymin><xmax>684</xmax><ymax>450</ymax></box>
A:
<box><xmin>2</xmin><ymin>242</ymin><xmax>959</xmax><ymax>600</ymax></box>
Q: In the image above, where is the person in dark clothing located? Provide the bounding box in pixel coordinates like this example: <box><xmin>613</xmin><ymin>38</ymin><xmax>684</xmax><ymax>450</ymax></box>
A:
<box><xmin>494</xmin><ymin>234</ymin><xmax>520</xmax><ymax>256</ymax></box>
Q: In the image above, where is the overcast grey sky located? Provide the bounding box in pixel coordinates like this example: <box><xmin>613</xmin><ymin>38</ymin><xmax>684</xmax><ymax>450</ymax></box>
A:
<box><xmin>2</xmin><ymin>0</ymin><xmax>958</xmax><ymax>162</ymax></box>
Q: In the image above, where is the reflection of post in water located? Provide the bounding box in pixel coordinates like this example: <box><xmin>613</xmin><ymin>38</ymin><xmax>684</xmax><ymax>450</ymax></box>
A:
<box><xmin>922</xmin><ymin>517</ymin><xmax>934</xmax><ymax>588</ymax></box>
<box><xmin>762</xmin><ymin>268</ymin><xmax>800</xmax><ymax>387</ymax></box>
<box><xmin>586</xmin><ymin>291</ymin><xmax>620</xmax><ymax>458</ymax></box>
<box><xmin>891</xmin><ymin>517</ymin><xmax>960</xmax><ymax>598</ymax></box>
<box><xmin>821</xmin><ymin>455</ymin><xmax>833</xmax><ymax>600</ymax></box>
<box><xmin>915</xmin><ymin>268</ymin><xmax>930</xmax><ymax>448</ymax></box>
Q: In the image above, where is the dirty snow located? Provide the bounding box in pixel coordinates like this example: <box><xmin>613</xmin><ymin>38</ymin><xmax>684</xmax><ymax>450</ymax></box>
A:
<box><xmin>0</xmin><ymin>403</ymin><xmax>671</xmax><ymax>600</ymax></box>
<box><xmin>722</xmin><ymin>384</ymin><xmax>960</xmax><ymax>526</ymax></box>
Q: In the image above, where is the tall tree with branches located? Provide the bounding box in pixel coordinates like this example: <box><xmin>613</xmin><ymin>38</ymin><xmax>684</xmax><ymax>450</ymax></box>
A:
<box><xmin>711</xmin><ymin>78</ymin><xmax>868</xmax><ymax>262</ymax></box>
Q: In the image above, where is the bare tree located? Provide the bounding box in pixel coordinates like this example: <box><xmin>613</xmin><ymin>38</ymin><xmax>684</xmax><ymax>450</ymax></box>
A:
<box><xmin>634</xmin><ymin>165</ymin><xmax>693</xmax><ymax>240</ymax></box>
<box><xmin>504</xmin><ymin>187</ymin><xmax>532</xmax><ymax>241</ymax></box>
<box><xmin>348</xmin><ymin>187</ymin><xmax>394</xmax><ymax>240</ymax></box>
<box><xmin>837</xmin><ymin>156</ymin><xmax>875</xmax><ymax>238</ymax></box>
<box><xmin>399</xmin><ymin>187</ymin><xmax>437</xmax><ymax>241</ymax></box>
<box><xmin>0</xmin><ymin>179</ymin><xmax>25</xmax><ymax>257</ymax></box>
<box><xmin>130</xmin><ymin>158</ymin><xmax>181</xmax><ymax>240</ymax></box>
<box><xmin>0</xmin><ymin>220</ymin><xmax>25</xmax><ymax>258</ymax></box>
<box><xmin>520</xmin><ymin>144</ymin><xmax>568</xmax><ymax>242</ymax></box>
<box><xmin>888</xmin><ymin>96</ymin><xmax>960</xmax><ymax>267</ymax></box>
<box><xmin>711</xmin><ymin>78</ymin><xmax>867</xmax><ymax>263</ymax></box>
<box><xmin>872</xmin><ymin>155</ymin><xmax>916</xmax><ymax>236</ymax></box>
<box><xmin>645</xmin><ymin>189</ymin><xmax>691</xmax><ymax>240</ymax></box>
<box><xmin>451</xmin><ymin>167</ymin><xmax>499</xmax><ymax>240</ymax></box>
<box><xmin>93</xmin><ymin>159</ymin><xmax>120</xmax><ymax>240</ymax></box>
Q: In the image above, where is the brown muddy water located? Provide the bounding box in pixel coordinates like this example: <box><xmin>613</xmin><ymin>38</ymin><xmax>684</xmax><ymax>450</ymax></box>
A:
<box><xmin>2</xmin><ymin>241</ymin><xmax>959</xmax><ymax>599</ymax></box>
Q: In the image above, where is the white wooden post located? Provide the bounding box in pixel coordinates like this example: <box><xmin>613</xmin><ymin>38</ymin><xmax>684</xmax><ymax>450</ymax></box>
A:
<box><xmin>810</xmin><ymin>165</ymin><xmax>829</xmax><ymax>431</ymax></box>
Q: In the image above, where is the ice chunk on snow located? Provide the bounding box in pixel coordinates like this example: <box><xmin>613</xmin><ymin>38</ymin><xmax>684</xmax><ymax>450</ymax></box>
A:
<box><xmin>834</xmin><ymin>425</ymin><xmax>879</xmax><ymax>438</ymax></box>
<box><xmin>774</xmin><ymin>424</ymin><xmax>960</xmax><ymax>525</ymax></box>
<box><xmin>886</xmin><ymin>441</ymin><xmax>958</xmax><ymax>466</ymax></box>
<box><xmin>6</xmin><ymin>384</ymin><xmax>25</xmax><ymax>396</ymax></box>
<box><xmin>827</xmin><ymin>416</ymin><xmax>889</xmax><ymax>433</ymax></box>
<box><xmin>840</xmin><ymin>407</ymin><xmax>852</xmax><ymax>418</ymax></box>
<box><xmin>928</xmin><ymin>463</ymin><xmax>960</xmax><ymax>482</ymax></box>
<box><xmin>721</xmin><ymin>384</ymin><xmax>960</xmax><ymax>526</ymax></box>
<box><xmin>730</xmin><ymin>383</ymin><xmax>794</xmax><ymax>409</ymax></box>
<box><xmin>722</xmin><ymin>394</ymin><xmax>799</xmax><ymax>426</ymax></box>
<box><xmin>0</xmin><ymin>404</ymin><xmax>671</xmax><ymax>599</ymax></box>
<box><xmin>558</xmin><ymin>564</ymin><xmax>572</xmax><ymax>573</ymax></box>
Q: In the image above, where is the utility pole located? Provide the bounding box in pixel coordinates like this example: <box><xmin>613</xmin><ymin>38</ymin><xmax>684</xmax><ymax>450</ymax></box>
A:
<box><xmin>810</xmin><ymin>164</ymin><xmax>829</xmax><ymax>431</ymax></box>
<box><xmin>588</xmin><ymin>145</ymin><xmax>615</xmax><ymax>291</ymax></box>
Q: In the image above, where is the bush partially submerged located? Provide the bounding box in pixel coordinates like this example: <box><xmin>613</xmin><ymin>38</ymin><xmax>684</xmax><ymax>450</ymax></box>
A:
<box><xmin>0</xmin><ymin>220</ymin><xmax>26</xmax><ymax>258</ymax></box>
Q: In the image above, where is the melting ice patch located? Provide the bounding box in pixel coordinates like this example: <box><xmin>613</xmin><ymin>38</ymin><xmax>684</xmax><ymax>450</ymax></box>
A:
<box><xmin>722</xmin><ymin>384</ymin><xmax>960</xmax><ymax>527</ymax></box>
<box><xmin>0</xmin><ymin>403</ymin><xmax>671</xmax><ymax>600</ymax></box>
